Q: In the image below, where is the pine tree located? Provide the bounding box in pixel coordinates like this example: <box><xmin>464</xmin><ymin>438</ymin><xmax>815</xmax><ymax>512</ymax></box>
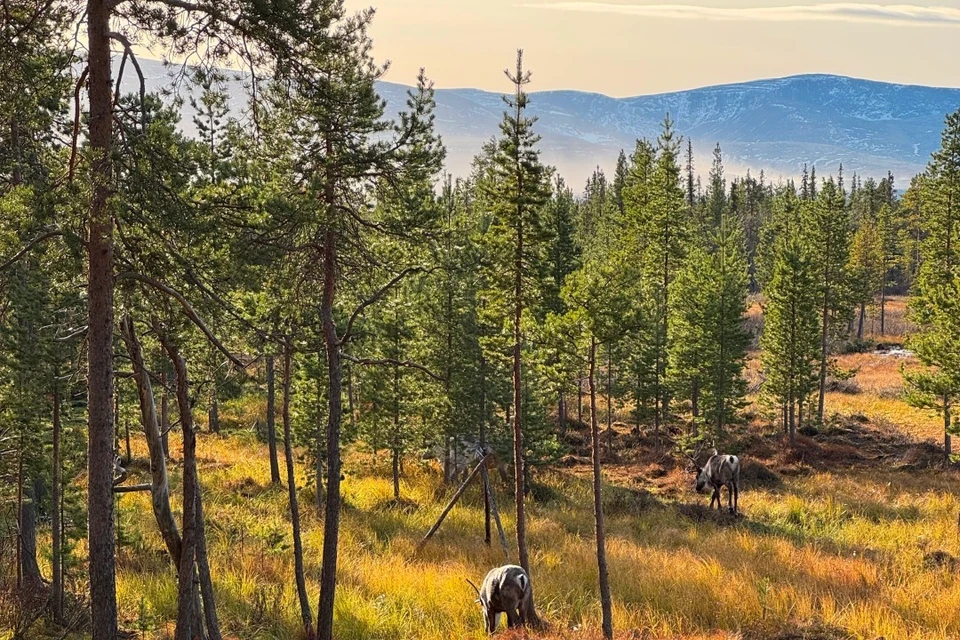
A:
<box><xmin>904</xmin><ymin>108</ymin><xmax>960</xmax><ymax>460</ymax></box>
<box><xmin>478</xmin><ymin>49</ymin><xmax>552</xmax><ymax>575</ymax></box>
<box><xmin>848</xmin><ymin>218</ymin><xmax>885</xmax><ymax>341</ymax></box>
<box><xmin>805</xmin><ymin>178</ymin><xmax>852</xmax><ymax>423</ymax></box>
<box><xmin>761</xmin><ymin>190</ymin><xmax>821</xmax><ymax>441</ymax></box>
<box><xmin>624</xmin><ymin>118</ymin><xmax>687</xmax><ymax>434</ymax></box>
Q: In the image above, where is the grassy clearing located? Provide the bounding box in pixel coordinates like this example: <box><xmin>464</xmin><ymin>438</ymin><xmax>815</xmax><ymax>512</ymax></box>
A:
<box><xmin>25</xmin><ymin>295</ymin><xmax>957</xmax><ymax>640</ymax></box>
<box><xmin>96</xmin><ymin>423</ymin><xmax>960</xmax><ymax>640</ymax></box>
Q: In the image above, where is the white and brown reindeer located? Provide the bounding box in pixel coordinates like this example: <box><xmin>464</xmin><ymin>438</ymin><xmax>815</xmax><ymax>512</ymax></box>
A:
<box><xmin>688</xmin><ymin>448</ymin><xmax>741</xmax><ymax>515</ymax></box>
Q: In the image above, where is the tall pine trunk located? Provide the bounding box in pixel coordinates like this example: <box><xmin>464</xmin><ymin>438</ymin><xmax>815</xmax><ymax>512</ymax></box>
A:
<box><xmin>857</xmin><ymin>302</ymin><xmax>865</xmax><ymax>341</ymax></box>
<box><xmin>513</xmin><ymin>218</ymin><xmax>529</xmax><ymax>573</ymax></box>
<box><xmin>590</xmin><ymin>337</ymin><xmax>614</xmax><ymax>640</ymax></box>
<box><xmin>267</xmin><ymin>355</ymin><xmax>281</xmax><ymax>484</ymax></box>
<box><xmin>52</xmin><ymin>385</ymin><xmax>64</xmax><ymax>622</ymax></box>
<box><xmin>880</xmin><ymin>281</ymin><xmax>886</xmax><ymax>336</ymax></box>
<box><xmin>86</xmin><ymin>0</ymin><xmax>118</xmax><ymax>633</ymax></box>
<box><xmin>480</xmin><ymin>356</ymin><xmax>491</xmax><ymax>545</ymax></box>
<box><xmin>282</xmin><ymin>342</ymin><xmax>314</xmax><ymax>638</ymax></box>
<box><xmin>817</xmin><ymin>296</ymin><xmax>828</xmax><ymax>425</ymax></box>
<box><xmin>20</xmin><ymin>474</ymin><xmax>42</xmax><ymax>590</ymax></box>
<box><xmin>317</xmin><ymin>224</ymin><xmax>344</xmax><ymax>640</ymax></box>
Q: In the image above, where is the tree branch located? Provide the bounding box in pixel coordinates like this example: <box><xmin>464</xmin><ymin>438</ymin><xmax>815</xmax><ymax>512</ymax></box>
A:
<box><xmin>339</xmin><ymin>266</ymin><xmax>429</xmax><ymax>345</ymax></box>
<box><xmin>68</xmin><ymin>66</ymin><xmax>88</xmax><ymax>183</ymax></box>
<box><xmin>107</xmin><ymin>31</ymin><xmax>146</xmax><ymax>129</ymax></box>
<box><xmin>342</xmin><ymin>352</ymin><xmax>443</xmax><ymax>382</ymax></box>
<box><xmin>0</xmin><ymin>230</ymin><xmax>63</xmax><ymax>272</ymax></box>
<box><xmin>115</xmin><ymin>271</ymin><xmax>248</xmax><ymax>369</ymax></box>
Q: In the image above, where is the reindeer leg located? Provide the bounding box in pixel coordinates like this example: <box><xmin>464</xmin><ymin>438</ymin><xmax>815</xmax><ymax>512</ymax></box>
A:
<box><xmin>487</xmin><ymin>610</ymin><xmax>498</xmax><ymax>634</ymax></box>
<box><xmin>734</xmin><ymin>481</ymin><xmax>739</xmax><ymax>515</ymax></box>
<box><xmin>710</xmin><ymin>487</ymin><xmax>720</xmax><ymax>510</ymax></box>
<box><xmin>727</xmin><ymin>482</ymin><xmax>734</xmax><ymax>514</ymax></box>
<box><xmin>505</xmin><ymin>606</ymin><xmax>520</xmax><ymax>628</ymax></box>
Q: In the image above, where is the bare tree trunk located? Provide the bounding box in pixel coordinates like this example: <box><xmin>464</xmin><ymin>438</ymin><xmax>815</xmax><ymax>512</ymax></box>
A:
<box><xmin>161</xmin><ymin>372</ymin><xmax>170</xmax><ymax>460</ymax></box>
<box><xmin>945</xmin><ymin>399</ymin><xmax>952</xmax><ymax>464</ymax></box>
<box><xmin>52</xmin><ymin>385</ymin><xmax>64</xmax><ymax>622</ymax></box>
<box><xmin>513</xmin><ymin>217</ymin><xmax>529</xmax><ymax>575</ymax></box>
<box><xmin>346</xmin><ymin>363</ymin><xmax>357</xmax><ymax>435</ymax></box>
<box><xmin>20</xmin><ymin>474</ymin><xmax>43</xmax><ymax>590</ymax></box>
<box><xmin>315</xmin><ymin>367</ymin><xmax>324</xmax><ymax>511</ymax></box>
<box><xmin>590</xmin><ymin>337</ymin><xmax>614</xmax><ymax>639</ymax></box>
<box><xmin>208</xmin><ymin>394</ymin><xmax>219</xmax><ymax>434</ymax></box>
<box><xmin>122</xmin><ymin>317</ymin><xmax>182</xmax><ymax>564</ymax></box>
<box><xmin>16</xmin><ymin>439</ymin><xmax>22</xmax><ymax>590</ymax></box>
<box><xmin>282</xmin><ymin>341</ymin><xmax>314</xmax><ymax>639</ymax></box>
<box><xmin>317</xmin><ymin>225</ymin><xmax>343</xmax><ymax>640</ymax></box>
<box><xmin>880</xmin><ymin>281</ymin><xmax>886</xmax><ymax>336</ymax></box>
<box><xmin>267</xmin><ymin>355</ymin><xmax>281</xmax><ymax>484</ymax></box>
<box><xmin>86</xmin><ymin>0</ymin><xmax>118</xmax><ymax>632</ymax></box>
<box><xmin>195</xmin><ymin>488</ymin><xmax>221</xmax><ymax>640</ymax></box>
<box><xmin>480</xmin><ymin>356</ymin><xmax>491</xmax><ymax>546</ymax></box>
<box><xmin>165</xmin><ymin>343</ymin><xmax>201</xmax><ymax>640</ymax></box>
<box><xmin>578</xmin><ymin>376</ymin><xmax>583</xmax><ymax>427</ymax></box>
<box><xmin>857</xmin><ymin>302</ymin><xmax>865</xmax><ymax>342</ymax></box>
<box><xmin>817</xmin><ymin>287</ymin><xmax>829</xmax><ymax>424</ymax></box>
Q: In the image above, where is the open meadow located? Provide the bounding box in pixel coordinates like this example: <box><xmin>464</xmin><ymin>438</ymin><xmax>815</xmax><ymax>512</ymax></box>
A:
<box><xmin>12</xmin><ymin>300</ymin><xmax>953</xmax><ymax>640</ymax></box>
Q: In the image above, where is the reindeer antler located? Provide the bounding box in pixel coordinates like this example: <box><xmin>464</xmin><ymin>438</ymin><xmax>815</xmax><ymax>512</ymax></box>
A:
<box><xmin>466</xmin><ymin>578</ymin><xmax>482</xmax><ymax>602</ymax></box>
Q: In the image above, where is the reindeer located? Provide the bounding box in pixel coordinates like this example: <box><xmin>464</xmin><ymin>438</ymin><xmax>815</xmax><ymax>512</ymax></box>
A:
<box><xmin>467</xmin><ymin>564</ymin><xmax>540</xmax><ymax>633</ymax></box>
<box><xmin>688</xmin><ymin>448</ymin><xmax>741</xmax><ymax>515</ymax></box>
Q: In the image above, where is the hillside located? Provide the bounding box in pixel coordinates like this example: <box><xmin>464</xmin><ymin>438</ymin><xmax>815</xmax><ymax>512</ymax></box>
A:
<box><xmin>129</xmin><ymin>59</ymin><xmax>960</xmax><ymax>185</ymax></box>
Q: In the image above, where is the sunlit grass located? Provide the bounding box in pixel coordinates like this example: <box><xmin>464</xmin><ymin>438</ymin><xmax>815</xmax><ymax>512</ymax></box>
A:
<box><xmin>96</xmin><ymin>427</ymin><xmax>960</xmax><ymax>640</ymax></box>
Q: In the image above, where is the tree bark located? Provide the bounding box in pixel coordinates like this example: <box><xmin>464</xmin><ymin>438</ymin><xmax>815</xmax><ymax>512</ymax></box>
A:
<box><xmin>267</xmin><ymin>355</ymin><xmax>281</xmax><ymax>484</ymax></box>
<box><xmin>122</xmin><ymin>317</ymin><xmax>182</xmax><ymax>564</ymax></box>
<box><xmin>590</xmin><ymin>337</ymin><xmax>614</xmax><ymax>640</ymax></box>
<box><xmin>165</xmin><ymin>343</ymin><xmax>201</xmax><ymax>640</ymax></box>
<box><xmin>161</xmin><ymin>372</ymin><xmax>170</xmax><ymax>460</ymax></box>
<box><xmin>195</xmin><ymin>488</ymin><xmax>221</xmax><ymax>640</ymax></box>
<box><xmin>86</xmin><ymin>0</ymin><xmax>118</xmax><ymax>633</ymax></box>
<box><xmin>480</xmin><ymin>356</ymin><xmax>491</xmax><ymax>545</ymax></box>
<box><xmin>20</xmin><ymin>474</ymin><xmax>43</xmax><ymax>590</ymax></box>
<box><xmin>208</xmin><ymin>394</ymin><xmax>219</xmax><ymax>434</ymax></box>
<box><xmin>945</xmin><ymin>399</ymin><xmax>952</xmax><ymax>464</ymax></box>
<box><xmin>880</xmin><ymin>281</ymin><xmax>886</xmax><ymax>336</ymax></box>
<box><xmin>317</xmin><ymin>225</ymin><xmax>343</xmax><ymax>640</ymax></box>
<box><xmin>857</xmin><ymin>302</ymin><xmax>865</xmax><ymax>342</ymax></box>
<box><xmin>282</xmin><ymin>341</ymin><xmax>315</xmax><ymax>638</ymax></box>
<box><xmin>513</xmin><ymin>208</ymin><xmax>529</xmax><ymax>575</ymax></box>
<box><xmin>52</xmin><ymin>385</ymin><xmax>64</xmax><ymax>622</ymax></box>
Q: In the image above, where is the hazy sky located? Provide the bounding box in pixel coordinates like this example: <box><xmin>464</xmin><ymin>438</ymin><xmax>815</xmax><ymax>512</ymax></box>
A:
<box><xmin>342</xmin><ymin>0</ymin><xmax>960</xmax><ymax>96</ymax></box>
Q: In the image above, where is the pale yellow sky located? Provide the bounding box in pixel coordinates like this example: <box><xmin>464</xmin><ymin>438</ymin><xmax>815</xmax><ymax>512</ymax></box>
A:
<box><xmin>343</xmin><ymin>0</ymin><xmax>960</xmax><ymax>96</ymax></box>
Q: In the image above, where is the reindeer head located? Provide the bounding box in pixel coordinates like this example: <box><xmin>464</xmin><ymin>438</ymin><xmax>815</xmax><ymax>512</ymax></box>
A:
<box><xmin>691</xmin><ymin>448</ymin><xmax>719</xmax><ymax>494</ymax></box>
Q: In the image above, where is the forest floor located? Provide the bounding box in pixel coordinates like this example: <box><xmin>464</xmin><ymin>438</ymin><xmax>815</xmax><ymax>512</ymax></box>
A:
<box><xmin>21</xmin><ymin>297</ymin><xmax>960</xmax><ymax>640</ymax></box>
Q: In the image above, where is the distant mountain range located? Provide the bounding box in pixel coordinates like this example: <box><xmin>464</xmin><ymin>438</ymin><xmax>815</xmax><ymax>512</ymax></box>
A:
<box><xmin>129</xmin><ymin>59</ymin><xmax>960</xmax><ymax>188</ymax></box>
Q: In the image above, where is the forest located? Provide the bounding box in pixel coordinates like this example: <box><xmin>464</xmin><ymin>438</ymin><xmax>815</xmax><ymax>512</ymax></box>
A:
<box><xmin>4</xmin><ymin>0</ymin><xmax>960</xmax><ymax>639</ymax></box>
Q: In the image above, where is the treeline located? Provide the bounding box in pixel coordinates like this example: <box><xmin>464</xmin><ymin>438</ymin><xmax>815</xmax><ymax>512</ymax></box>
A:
<box><xmin>3</xmin><ymin>0</ymin><xmax>960</xmax><ymax>638</ymax></box>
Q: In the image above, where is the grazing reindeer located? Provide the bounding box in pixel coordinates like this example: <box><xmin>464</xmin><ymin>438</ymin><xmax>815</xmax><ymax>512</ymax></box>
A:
<box><xmin>467</xmin><ymin>564</ymin><xmax>540</xmax><ymax>633</ymax></box>
<box><xmin>689</xmin><ymin>449</ymin><xmax>741</xmax><ymax>515</ymax></box>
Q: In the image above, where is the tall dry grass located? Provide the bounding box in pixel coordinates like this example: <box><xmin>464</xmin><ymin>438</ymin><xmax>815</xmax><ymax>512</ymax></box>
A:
<box><xmin>88</xmin><ymin>430</ymin><xmax>960</xmax><ymax>640</ymax></box>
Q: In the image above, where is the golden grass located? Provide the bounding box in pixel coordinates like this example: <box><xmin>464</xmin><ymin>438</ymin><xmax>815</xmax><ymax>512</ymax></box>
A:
<box><xmin>91</xmin><ymin>426</ymin><xmax>960</xmax><ymax>640</ymax></box>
